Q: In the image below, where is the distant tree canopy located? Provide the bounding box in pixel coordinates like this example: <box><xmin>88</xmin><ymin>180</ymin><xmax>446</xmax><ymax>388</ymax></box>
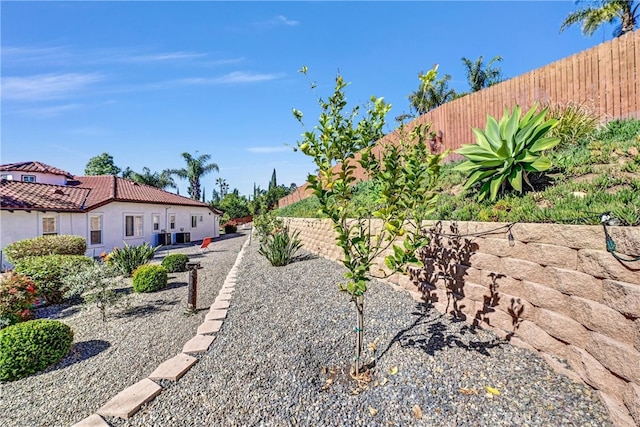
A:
<box><xmin>122</xmin><ymin>167</ymin><xmax>176</xmax><ymax>190</ymax></box>
<box><xmin>408</xmin><ymin>66</ymin><xmax>457</xmax><ymax>115</ymax></box>
<box><xmin>85</xmin><ymin>153</ymin><xmax>121</xmax><ymax>176</ymax></box>
<box><xmin>461</xmin><ymin>55</ymin><xmax>503</xmax><ymax>92</ymax></box>
<box><xmin>213</xmin><ymin>189</ymin><xmax>251</xmax><ymax>223</ymax></box>
<box><xmin>168</xmin><ymin>152</ymin><xmax>219</xmax><ymax>201</ymax></box>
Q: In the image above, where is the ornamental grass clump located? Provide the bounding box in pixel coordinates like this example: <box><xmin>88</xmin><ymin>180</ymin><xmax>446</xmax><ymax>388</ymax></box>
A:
<box><xmin>0</xmin><ymin>319</ymin><xmax>73</xmax><ymax>381</ymax></box>
<box><xmin>258</xmin><ymin>227</ymin><xmax>302</xmax><ymax>267</ymax></box>
<box><xmin>106</xmin><ymin>242</ymin><xmax>157</xmax><ymax>276</ymax></box>
<box><xmin>161</xmin><ymin>253</ymin><xmax>190</xmax><ymax>273</ymax></box>
<box><xmin>132</xmin><ymin>264</ymin><xmax>168</xmax><ymax>293</ymax></box>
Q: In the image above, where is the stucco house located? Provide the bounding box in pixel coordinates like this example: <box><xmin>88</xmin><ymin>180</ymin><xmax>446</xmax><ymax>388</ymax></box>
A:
<box><xmin>0</xmin><ymin>161</ymin><xmax>221</xmax><ymax>264</ymax></box>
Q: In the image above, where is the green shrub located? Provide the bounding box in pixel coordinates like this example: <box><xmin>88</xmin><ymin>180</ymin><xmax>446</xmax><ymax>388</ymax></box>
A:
<box><xmin>224</xmin><ymin>224</ymin><xmax>238</xmax><ymax>234</ymax></box>
<box><xmin>4</xmin><ymin>235</ymin><xmax>86</xmax><ymax>265</ymax></box>
<box><xmin>258</xmin><ymin>228</ymin><xmax>302</xmax><ymax>267</ymax></box>
<box><xmin>161</xmin><ymin>254</ymin><xmax>189</xmax><ymax>273</ymax></box>
<box><xmin>455</xmin><ymin>103</ymin><xmax>561</xmax><ymax>201</ymax></box>
<box><xmin>106</xmin><ymin>242</ymin><xmax>157</xmax><ymax>276</ymax></box>
<box><xmin>0</xmin><ymin>319</ymin><xmax>73</xmax><ymax>381</ymax></box>
<box><xmin>14</xmin><ymin>255</ymin><xmax>95</xmax><ymax>304</ymax></box>
<box><xmin>0</xmin><ymin>273</ymin><xmax>39</xmax><ymax>329</ymax></box>
<box><xmin>132</xmin><ymin>265</ymin><xmax>168</xmax><ymax>293</ymax></box>
<box><xmin>595</xmin><ymin>118</ymin><xmax>640</xmax><ymax>143</ymax></box>
<box><xmin>254</xmin><ymin>210</ymin><xmax>284</xmax><ymax>243</ymax></box>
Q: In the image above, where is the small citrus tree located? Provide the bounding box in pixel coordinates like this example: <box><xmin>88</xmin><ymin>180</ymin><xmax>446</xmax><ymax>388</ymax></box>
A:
<box><xmin>294</xmin><ymin>67</ymin><xmax>445</xmax><ymax>375</ymax></box>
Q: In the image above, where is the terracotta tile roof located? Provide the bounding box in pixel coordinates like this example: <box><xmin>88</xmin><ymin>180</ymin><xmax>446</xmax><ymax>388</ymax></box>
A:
<box><xmin>1</xmin><ymin>180</ymin><xmax>90</xmax><ymax>212</ymax></box>
<box><xmin>71</xmin><ymin>176</ymin><xmax>221</xmax><ymax>213</ymax></box>
<box><xmin>0</xmin><ymin>161</ymin><xmax>74</xmax><ymax>179</ymax></box>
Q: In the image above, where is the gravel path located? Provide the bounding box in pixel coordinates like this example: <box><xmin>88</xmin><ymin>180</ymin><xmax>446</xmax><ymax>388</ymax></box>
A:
<box><xmin>0</xmin><ymin>232</ymin><xmax>248</xmax><ymax>427</ymax></box>
<box><xmin>1</xmin><ymin>231</ymin><xmax>612</xmax><ymax>426</ymax></box>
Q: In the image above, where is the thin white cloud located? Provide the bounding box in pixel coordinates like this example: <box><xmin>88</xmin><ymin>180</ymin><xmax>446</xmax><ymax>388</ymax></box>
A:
<box><xmin>180</xmin><ymin>71</ymin><xmax>283</xmax><ymax>85</ymax></box>
<box><xmin>2</xmin><ymin>73</ymin><xmax>104</xmax><ymax>101</ymax></box>
<box><xmin>18</xmin><ymin>103</ymin><xmax>84</xmax><ymax>118</ymax></box>
<box><xmin>116</xmin><ymin>51</ymin><xmax>209</xmax><ymax>63</ymax></box>
<box><xmin>276</xmin><ymin>15</ymin><xmax>300</xmax><ymax>26</ymax></box>
<box><xmin>247</xmin><ymin>146</ymin><xmax>290</xmax><ymax>154</ymax></box>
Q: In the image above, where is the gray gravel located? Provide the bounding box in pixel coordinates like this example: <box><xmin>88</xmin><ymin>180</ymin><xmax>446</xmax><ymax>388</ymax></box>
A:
<box><xmin>0</xmin><ymin>232</ymin><xmax>248</xmax><ymax>427</ymax></box>
<box><xmin>1</xmin><ymin>231</ymin><xmax>612</xmax><ymax>426</ymax></box>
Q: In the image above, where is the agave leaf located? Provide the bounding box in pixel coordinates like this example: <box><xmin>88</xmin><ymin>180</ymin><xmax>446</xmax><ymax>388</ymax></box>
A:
<box><xmin>456</xmin><ymin>143</ymin><xmax>493</xmax><ymax>156</ymax></box>
<box><xmin>489</xmin><ymin>176</ymin><xmax>503</xmax><ymax>201</ymax></box>
<box><xmin>502</xmin><ymin>105</ymin><xmax>520</xmax><ymax>141</ymax></box>
<box><xmin>453</xmin><ymin>161</ymin><xmax>481</xmax><ymax>172</ymax></box>
<box><xmin>496</xmin><ymin>139</ymin><xmax>512</xmax><ymax>159</ymax></box>
<box><xmin>485</xmin><ymin>116</ymin><xmax>501</xmax><ymax>144</ymax></box>
<box><xmin>465</xmin><ymin>169</ymin><xmax>495</xmax><ymax>188</ymax></box>
<box><xmin>530</xmin><ymin>136</ymin><xmax>561</xmax><ymax>152</ymax></box>
<box><xmin>526</xmin><ymin>156</ymin><xmax>552</xmax><ymax>172</ymax></box>
<box><xmin>508</xmin><ymin>164</ymin><xmax>523</xmax><ymax>192</ymax></box>
<box><xmin>460</xmin><ymin>152</ymin><xmax>501</xmax><ymax>162</ymax></box>
<box><xmin>472</xmin><ymin>128</ymin><xmax>494</xmax><ymax>151</ymax></box>
<box><xmin>520</xmin><ymin>103</ymin><xmax>539</xmax><ymax>125</ymax></box>
<box><xmin>515</xmin><ymin>149</ymin><xmax>538</xmax><ymax>163</ymax></box>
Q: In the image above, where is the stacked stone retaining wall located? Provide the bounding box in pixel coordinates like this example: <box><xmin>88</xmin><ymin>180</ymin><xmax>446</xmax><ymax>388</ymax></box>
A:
<box><xmin>284</xmin><ymin>218</ymin><xmax>640</xmax><ymax>426</ymax></box>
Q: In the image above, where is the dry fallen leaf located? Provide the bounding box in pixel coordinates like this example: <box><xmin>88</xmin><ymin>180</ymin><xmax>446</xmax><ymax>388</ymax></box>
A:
<box><xmin>412</xmin><ymin>404</ymin><xmax>423</xmax><ymax>419</ymax></box>
<box><xmin>369</xmin><ymin>406</ymin><xmax>378</xmax><ymax>417</ymax></box>
<box><xmin>484</xmin><ymin>386</ymin><xmax>501</xmax><ymax>396</ymax></box>
<box><xmin>388</xmin><ymin>366</ymin><xmax>399</xmax><ymax>375</ymax></box>
<box><xmin>379</xmin><ymin>377</ymin><xmax>389</xmax><ymax>386</ymax></box>
<box><xmin>459</xmin><ymin>388</ymin><xmax>478</xmax><ymax>395</ymax></box>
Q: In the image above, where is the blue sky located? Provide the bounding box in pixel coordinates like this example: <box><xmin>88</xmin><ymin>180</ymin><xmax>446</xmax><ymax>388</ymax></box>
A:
<box><xmin>1</xmin><ymin>1</ymin><xmax>614</xmax><ymax>199</ymax></box>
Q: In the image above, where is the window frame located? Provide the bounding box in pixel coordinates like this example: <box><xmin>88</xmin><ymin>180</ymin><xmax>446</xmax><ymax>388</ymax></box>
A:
<box><xmin>169</xmin><ymin>214</ymin><xmax>176</xmax><ymax>230</ymax></box>
<box><xmin>89</xmin><ymin>215</ymin><xmax>103</xmax><ymax>246</ymax></box>
<box><xmin>191</xmin><ymin>214</ymin><xmax>198</xmax><ymax>229</ymax></box>
<box><xmin>124</xmin><ymin>214</ymin><xmax>144</xmax><ymax>238</ymax></box>
<box><xmin>152</xmin><ymin>213</ymin><xmax>160</xmax><ymax>231</ymax></box>
<box><xmin>22</xmin><ymin>175</ymin><xmax>36</xmax><ymax>183</ymax></box>
<box><xmin>42</xmin><ymin>216</ymin><xmax>57</xmax><ymax>236</ymax></box>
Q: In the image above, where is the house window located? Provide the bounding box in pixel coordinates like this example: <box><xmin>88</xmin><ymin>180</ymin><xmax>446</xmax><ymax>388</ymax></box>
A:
<box><xmin>90</xmin><ymin>215</ymin><xmax>102</xmax><ymax>245</ymax></box>
<box><xmin>42</xmin><ymin>217</ymin><xmax>57</xmax><ymax>235</ymax></box>
<box><xmin>125</xmin><ymin>215</ymin><xmax>143</xmax><ymax>237</ymax></box>
<box><xmin>152</xmin><ymin>214</ymin><xmax>160</xmax><ymax>231</ymax></box>
<box><xmin>22</xmin><ymin>175</ymin><xmax>36</xmax><ymax>183</ymax></box>
<box><xmin>169</xmin><ymin>214</ymin><xmax>176</xmax><ymax>230</ymax></box>
<box><xmin>191</xmin><ymin>215</ymin><xmax>198</xmax><ymax>228</ymax></box>
<box><xmin>1</xmin><ymin>174</ymin><xmax>12</xmax><ymax>181</ymax></box>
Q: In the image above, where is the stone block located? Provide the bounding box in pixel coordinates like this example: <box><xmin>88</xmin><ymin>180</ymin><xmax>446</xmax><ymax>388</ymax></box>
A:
<box><xmin>480</xmin><ymin>306</ymin><xmax>519</xmax><ymax>333</ymax></box>
<box><xmin>182</xmin><ymin>334</ymin><xmax>216</xmax><ymax>354</ymax></box>
<box><xmin>148</xmin><ymin>353</ymin><xmax>197</xmax><ymax>381</ymax></box>
<box><xmin>578</xmin><ymin>249</ymin><xmax>640</xmax><ymax>283</ymax></box>
<box><xmin>210</xmin><ymin>300</ymin><xmax>230</xmax><ymax>310</ymax></box>
<box><xmin>495</xmin><ymin>291</ymin><xmax>535</xmax><ymax>322</ymax></box>
<box><xmin>462</xmin><ymin>282</ymin><xmax>488</xmax><ymax>303</ymax></box>
<box><xmin>565</xmin><ymin>346</ymin><xmax>628</xmax><ymax>399</ymax></box>
<box><xmin>205</xmin><ymin>309</ymin><xmax>227</xmax><ymax>320</ymax></box>
<box><xmin>97</xmin><ymin>378</ymin><xmax>162</xmax><ymax>419</ymax></box>
<box><xmin>468</xmin><ymin>252</ymin><xmax>502</xmax><ymax>272</ymax></box>
<box><xmin>512</xmin><ymin>223</ymin><xmax>604</xmax><ymax>250</ymax></box>
<box><xmin>474</xmin><ymin>236</ymin><xmax>519</xmax><ymax>258</ymax></box>
<box><xmin>520</xmin><ymin>242</ymin><xmax>578</xmax><ymax>269</ymax></box>
<box><xmin>624</xmin><ymin>382</ymin><xmax>640</xmax><ymax>426</ymax></box>
<box><xmin>565</xmin><ymin>296</ymin><xmax>636</xmax><ymax>348</ymax></box>
<box><xmin>602</xmin><ymin>279</ymin><xmax>640</xmax><ymax>318</ymax></box>
<box><xmin>215</xmin><ymin>293</ymin><xmax>231</xmax><ymax>302</ymax></box>
<box><xmin>540</xmin><ymin>353</ymin><xmax>583</xmax><ymax>384</ymax></box>
<box><xmin>71</xmin><ymin>414</ymin><xmax>110</xmax><ymax>427</ymax></box>
<box><xmin>483</xmin><ymin>274</ymin><xmax>524</xmax><ymax>297</ymax></box>
<box><xmin>586</xmin><ymin>332</ymin><xmax>640</xmax><ymax>384</ymax></box>
<box><xmin>515</xmin><ymin>320</ymin><xmax>568</xmax><ymax>358</ymax></box>
<box><xmin>541</xmin><ymin>267</ymin><xmax>603</xmax><ymax>302</ymax></box>
<box><xmin>598</xmin><ymin>392</ymin><xmax>638</xmax><ymax>427</ymax></box>
<box><xmin>500</xmin><ymin>257</ymin><xmax>545</xmax><ymax>282</ymax></box>
<box><xmin>520</xmin><ymin>281</ymin><xmax>568</xmax><ymax>312</ymax></box>
<box><xmin>609</xmin><ymin>226</ymin><xmax>640</xmax><ymax>258</ymax></box>
<box><xmin>535</xmin><ymin>308</ymin><xmax>589</xmax><ymax>348</ymax></box>
<box><xmin>196</xmin><ymin>320</ymin><xmax>223</xmax><ymax>335</ymax></box>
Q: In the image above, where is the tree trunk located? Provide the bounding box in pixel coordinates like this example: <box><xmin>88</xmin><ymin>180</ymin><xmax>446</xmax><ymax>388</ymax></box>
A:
<box><xmin>353</xmin><ymin>294</ymin><xmax>364</xmax><ymax>376</ymax></box>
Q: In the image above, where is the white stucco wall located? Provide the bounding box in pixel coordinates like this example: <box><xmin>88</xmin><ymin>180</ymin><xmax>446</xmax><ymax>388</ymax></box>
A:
<box><xmin>0</xmin><ymin>172</ymin><xmax>67</xmax><ymax>186</ymax></box>
<box><xmin>0</xmin><ymin>202</ymin><xmax>219</xmax><ymax>265</ymax></box>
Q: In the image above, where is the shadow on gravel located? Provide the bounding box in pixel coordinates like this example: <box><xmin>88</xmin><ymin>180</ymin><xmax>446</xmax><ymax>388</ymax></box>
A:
<box><xmin>165</xmin><ymin>281</ymin><xmax>188</xmax><ymax>291</ymax></box>
<box><xmin>292</xmin><ymin>253</ymin><xmax>319</xmax><ymax>263</ymax></box>
<box><xmin>117</xmin><ymin>299</ymin><xmax>178</xmax><ymax>318</ymax></box>
<box><xmin>45</xmin><ymin>340</ymin><xmax>111</xmax><ymax>373</ymax></box>
<box><xmin>378</xmin><ymin>304</ymin><xmax>504</xmax><ymax>362</ymax></box>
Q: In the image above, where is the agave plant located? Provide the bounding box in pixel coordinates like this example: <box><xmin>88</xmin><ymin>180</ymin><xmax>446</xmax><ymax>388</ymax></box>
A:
<box><xmin>455</xmin><ymin>103</ymin><xmax>561</xmax><ymax>201</ymax></box>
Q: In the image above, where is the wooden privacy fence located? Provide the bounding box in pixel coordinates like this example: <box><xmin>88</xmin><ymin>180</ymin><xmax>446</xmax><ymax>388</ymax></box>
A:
<box><xmin>279</xmin><ymin>30</ymin><xmax>639</xmax><ymax>209</ymax></box>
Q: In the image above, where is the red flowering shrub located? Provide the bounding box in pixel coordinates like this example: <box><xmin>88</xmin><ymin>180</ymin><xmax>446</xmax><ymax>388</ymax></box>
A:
<box><xmin>0</xmin><ymin>272</ymin><xmax>39</xmax><ymax>329</ymax></box>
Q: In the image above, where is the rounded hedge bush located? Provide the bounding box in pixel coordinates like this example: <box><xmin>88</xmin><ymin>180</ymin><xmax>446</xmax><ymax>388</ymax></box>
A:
<box><xmin>14</xmin><ymin>255</ymin><xmax>95</xmax><ymax>304</ymax></box>
<box><xmin>4</xmin><ymin>235</ymin><xmax>87</xmax><ymax>265</ymax></box>
<box><xmin>161</xmin><ymin>254</ymin><xmax>189</xmax><ymax>273</ymax></box>
<box><xmin>132</xmin><ymin>265</ymin><xmax>168</xmax><ymax>293</ymax></box>
<box><xmin>0</xmin><ymin>319</ymin><xmax>74</xmax><ymax>381</ymax></box>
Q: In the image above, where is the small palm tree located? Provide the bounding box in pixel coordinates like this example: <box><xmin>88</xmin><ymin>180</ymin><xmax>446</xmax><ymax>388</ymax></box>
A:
<box><xmin>461</xmin><ymin>55</ymin><xmax>503</xmax><ymax>93</ymax></box>
<box><xmin>408</xmin><ymin>73</ymin><xmax>457</xmax><ymax>115</ymax></box>
<box><xmin>560</xmin><ymin>0</ymin><xmax>639</xmax><ymax>38</ymax></box>
<box><xmin>169</xmin><ymin>152</ymin><xmax>219</xmax><ymax>200</ymax></box>
<box><xmin>128</xmin><ymin>167</ymin><xmax>177</xmax><ymax>190</ymax></box>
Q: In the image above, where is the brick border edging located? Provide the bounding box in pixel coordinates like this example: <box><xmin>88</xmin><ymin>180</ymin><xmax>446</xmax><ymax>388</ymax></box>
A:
<box><xmin>71</xmin><ymin>237</ymin><xmax>251</xmax><ymax>427</ymax></box>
